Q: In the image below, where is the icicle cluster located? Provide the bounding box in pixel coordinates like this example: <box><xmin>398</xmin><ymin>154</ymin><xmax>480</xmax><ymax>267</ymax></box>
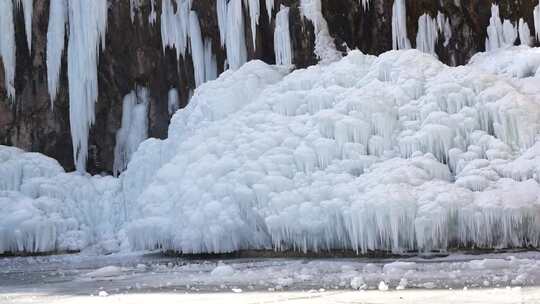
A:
<box><xmin>0</xmin><ymin>0</ymin><xmax>16</xmax><ymax>99</ymax></box>
<box><xmin>485</xmin><ymin>4</ymin><xmax>517</xmax><ymax>51</ymax></box>
<box><xmin>67</xmin><ymin>0</ymin><xmax>108</xmax><ymax>172</ymax></box>
<box><xmin>416</xmin><ymin>12</ymin><xmax>452</xmax><ymax>56</ymax></box>
<box><xmin>113</xmin><ymin>87</ymin><xmax>149</xmax><ymax>176</ymax></box>
<box><xmin>534</xmin><ymin>4</ymin><xmax>540</xmax><ymax>42</ymax></box>
<box><xmin>274</xmin><ymin>5</ymin><xmax>292</xmax><ymax>65</ymax></box>
<box><xmin>225</xmin><ymin>0</ymin><xmax>248</xmax><ymax>69</ymax></box>
<box><xmin>246</xmin><ymin>0</ymin><xmax>260</xmax><ymax>48</ymax></box>
<box><xmin>392</xmin><ymin>0</ymin><xmax>411</xmax><ymax>50</ymax></box>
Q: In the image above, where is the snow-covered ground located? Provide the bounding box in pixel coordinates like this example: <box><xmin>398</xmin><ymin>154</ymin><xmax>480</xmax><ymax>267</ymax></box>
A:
<box><xmin>3</xmin><ymin>251</ymin><xmax>540</xmax><ymax>303</ymax></box>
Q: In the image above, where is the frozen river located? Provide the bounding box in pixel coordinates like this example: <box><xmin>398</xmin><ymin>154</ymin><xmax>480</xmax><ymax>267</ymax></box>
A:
<box><xmin>2</xmin><ymin>251</ymin><xmax>540</xmax><ymax>303</ymax></box>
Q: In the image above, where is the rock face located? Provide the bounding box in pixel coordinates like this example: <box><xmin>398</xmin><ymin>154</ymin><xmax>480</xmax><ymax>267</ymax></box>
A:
<box><xmin>0</xmin><ymin>0</ymin><xmax>538</xmax><ymax>173</ymax></box>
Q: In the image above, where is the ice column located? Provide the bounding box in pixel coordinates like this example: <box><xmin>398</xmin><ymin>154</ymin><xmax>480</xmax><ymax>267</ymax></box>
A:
<box><xmin>46</xmin><ymin>0</ymin><xmax>67</xmax><ymax>106</ymax></box>
<box><xmin>274</xmin><ymin>5</ymin><xmax>292</xmax><ymax>65</ymax></box>
<box><xmin>0</xmin><ymin>0</ymin><xmax>16</xmax><ymax>99</ymax></box>
<box><xmin>113</xmin><ymin>87</ymin><xmax>149</xmax><ymax>176</ymax></box>
<box><xmin>67</xmin><ymin>0</ymin><xmax>108</xmax><ymax>172</ymax></box>
<box><xmin>392</xmin><ymin>0</ymin><xmax>411</xmax><ymax>50</ymax></box>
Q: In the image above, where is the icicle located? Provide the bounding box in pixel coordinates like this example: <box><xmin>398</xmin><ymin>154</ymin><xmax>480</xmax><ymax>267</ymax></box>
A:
<box><xmin>217</xmin><ymin>0</ymin><xmax>227</xmax><ymax>47</ymax></box>
<box><xmin>300</xmin><ymin>0</ymin><xmax>341</xmax><ymax>63</ymax></box>
<box><xmin>67</xmin><ymin>0</ymin><xmax>108</xmax><ymax>172</ymax></box>
<box><xmin>160</xmin><ymin>0</ymin><xmax>190</xmax><ymax>60</ymax></box>
<box><xmin>167</xmin><ymin>88</ymin><xmax>179</xmax><ymax>115</ymax></box>
<box><xmin>129</xmin><ymin>0</ymin><xmax>140</xmax><ymax>23</ymax></box>
<box><xmin>189</xmin><ymin>11</ymin><xmax>205</xmax><ymax>87</ymax></box>
<box><xmin>485</xmin><ymin>4</ymin><xmax>517</xmax><ymax>51</ymax></box>
<box><xmin>437</xmin><ymin>12</ymin><xmax>452</xmax><ymax>47</ymax></box>
<box><xmin>535</xmin><ymin>5</ymin><xmax>540</xmax><ymax>42</ymax></box>
<box><xmin>247</xmin><ymin>0</ymin><xmax>260</xmax><ymax>49</ymax></box>
<box><xmin>265</xmin><ymin>0</ymin><xmax>274</xmax><ymax>21</ymax></box>
<box><xmin>113</xmin><ymin>87</ymin><xmax>149</xmax><ymax>176</ymax></box>
<box><xmin>16</xmin><ymin>0</ymin><xmax>33</xmax><ymax>53</ymax></box>
<box><xmin>416</xmin><ymin>13</ymin><xmax>438</xmax><ymax>56</ymax></box>
<box><xmin>204</xmin><ymin>38</ymin><xmax>218</xmax><ymax>82</ymax></box>
<box><xmin>518</xmin><ymin>19</ymin><xmax>531</xmax><ymax>46</ymax></box>
<box><xmin>226</xmin><ymin>0</ymin><xmax>248</xmax><ymax>69</ymax></box>
<box><xmin>392</xmin><ymin>0</ymin><xmax>411</xmax><ymax>50</ymax></box>
<box><xmin>360</xmin><ymin>0</ymin><xmax>369</xmax><ymax>11</ymax></box>
<box><xmin>274</xmin><ymin>5</ymin><xmax>292</xmax><ymax>65</ymax></box>
<box><xmin>148</xmin><ymin>0</ymin><xmax>157</xmax><ymax>25</ymax></box>
<box><xmin>46</xmin><ymin>0</ymin><xmax>67</xmax><ymax>107</ymax></box>
<box><xmin>0</xmin><ymin>0</ymin><xmax>16</xmax><ymax>99</ymax></box>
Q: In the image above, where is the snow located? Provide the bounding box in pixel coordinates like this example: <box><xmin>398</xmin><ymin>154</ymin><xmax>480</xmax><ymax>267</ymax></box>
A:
<box><xmin>300</xmin><ymin>0</ymin><xmax>342</xmax><ymax>64</ymax></box>
<box><xmin>274</xmin><ymin>5</ymin><xmax>292</xmax><ymax>66</ymax></box>
<box><xmin>3</xmin><ymin>47</ymin><xmax>540</xmax><ymax>255</ymax></box>
<box><xmin>485</xmin><ymin>4</ymin><xmax>517</xmax><ymax>51</ymax></box>
<box><xmin>67</xmin><ymin>0</ymin><xmax>109</xmax><ymax>172</ymax></box>
<box><xmin>392</xmin><ymin>0</ymin><xmax>411</xmax><ymax>50</ymax></box>
<box><xmin>226</xmin><ymin>0</ymin><xmax>248</xmax><ymax>70</ymax></box>
<box><xmin>211</xmin><ymin>264</ymin><xmax>235</xmax><ymax>277</ymax></box>
<box><xmin>0</xmin><ymin>0</ymin><xmax>16</xmax><ymax>99</ymax></box>
<box><xmin>46</xmin><ymin>0</ymin><xmax>67</xmax><ymax>106</ymax></box>
<box><xmin>113</xmin><ymin>88</ymin><xmax>149</xmax><ymax>176</ymax></box>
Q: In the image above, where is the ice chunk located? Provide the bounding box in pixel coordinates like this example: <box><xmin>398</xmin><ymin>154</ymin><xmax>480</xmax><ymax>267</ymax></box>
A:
<box><xmin>300</xmin><ymin>0</ymin><xmax>342</xmax><ymax>63</ymax></box>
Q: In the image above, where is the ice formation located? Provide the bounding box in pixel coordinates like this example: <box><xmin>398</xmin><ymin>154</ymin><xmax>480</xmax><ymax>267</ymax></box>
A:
<box><xmin>416</xmin><ymin>14</ymin><xmax>438</xmax><ymax>56</ymax></box>
<box><xmin>168</xmin><ymin>88</ymin><xmax>180</xmax><ymax>115</ymax></box>
<box><xmin>3</xmin><ymin>47</ymin><xmax>540</xmax><ymax>255</ymax></box>
<box><xmin>360</xmin><ymin>0</ymin><xmax>369</xmax><ymax>11</ymax></box>
<box><xmin>67</xmin><ymin>0</ymin><xmax>109</xmax><ymax>172</ymax></box>
<box><xmin>274</xmin><ymin>5</ymin><xmax>292</xmax><ymax>65</ymax></box>
<box><xmin>189</xmin><ymin>11</ymin><xmax>205</xmax><ymax>87</ymax></box>
<box><xmin>247</xmin><ymin>0</ymin><xmax>260</xmax><ymax>48</ymax></box>
<box><xmin>148</xmin><ymin>0</ymin><xmax>157</xmax><ymax>25</ymax></box>
<box><xmin>161</xmin><ymin>0</ymin><xmax>191</xmax><ymax>60</ymax></box>
<box><xmin>124</xmin><ymin>47</ymin><xmax>540</xmax><ymax>254</ymax></box>
<box><xmin>265</xmin><ymin>0</ymin><xmax>275</xmax><ymax>21</ymax></box>
<box><xmin>300</xmin><ymin>0</ymin><xmax>342</xmax><ymax>64</ymax></box>
<box><xmin>217</xmin><ymin>0</ymin><xmax>227</xmax><ymax>47</ymax></box>
<box><xmin>518</xmin><ymin>19</ymin><xmax>531</xmax><ymax>46</ymax></box>
<box><xmin>226</xmin><ymin>0</ymin><xmax>248</xmax><ymax>69</ymax></box>
<box><xmin>485</xmin><ymin>4</ymin><xmax>517</xmax><ymax>51</ymax></box>
<box><xmin>113</xmin><ymin>87</ymin><xmax>149</xmax><ymax>176</ymax></box>
<box><xmin>392</xmin><ymin>0</ymin><xmax>411</xmax><ymax>50</ymax></box>
<box><xmin>16</xmin><ymin>0</ymin><xmax>32</xmax><ymax>53</ymax></box>
<box><xmin>129</xmin><ymin>0</ymin><xmax>140</xmax><ymax>22</ymax></box>
<box><xmin>436</xmin><ymin>12</ymin><xmax>452</xmax><ymax>47</ymax></box>
<box><xmin>535</xmin><ymin>5</ymin><xmax>540</xmax><ymax>42</ymax></box>
<box><xmin>46</xmin><ymin>0</ymin><xmax>67</xmax><ymax>106</ymax></box>
<box><xmin>204</xmin><ymin>38</ymin><xmax>218</xmax><ymax>82</ymax></box>
<box><xmin>0</xmin><ymin>0</ymin><xmax>16</xmax><ymax>99</ymax></box>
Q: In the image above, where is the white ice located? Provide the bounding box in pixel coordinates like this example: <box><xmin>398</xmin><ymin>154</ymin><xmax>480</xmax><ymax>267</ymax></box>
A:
<box><xmin>3</xmin><ymin>47</ymin><xmax>540</xmax><ymax>255</ymax></box>
<box><xmin>46</xmin><ymin>0</ymin><xmax>67</xmax><ymax>106</ymax></box>
<box><xmin>274</xmin><ymin>5</ymin><xmax>292</xmax><ymax>66</ymax></box>
<box><xmin>0</xmin><ymin>0</ymin><xmax>16</xmax><ymax>99</ymax></box>
<box><xmin>392</xmin><ymin>0</ymin><xmax>411</xmax><ymax>50</ymax></box>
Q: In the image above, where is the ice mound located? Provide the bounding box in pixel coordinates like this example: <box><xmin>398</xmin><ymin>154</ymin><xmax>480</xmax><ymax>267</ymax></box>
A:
<box><xmin>2</xmin><ymin>48</ymin><xmax>540</xmax><ymax>255</ymax></box>
<box><xmin>0</xmin><ymin>147</ymin><xmax>124</xmax><ymax>254</ymax></box>
<box><xmin>125</xmin><ymin>48</ymin><xmax>540</xmax><ymax>254</ymax></box>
